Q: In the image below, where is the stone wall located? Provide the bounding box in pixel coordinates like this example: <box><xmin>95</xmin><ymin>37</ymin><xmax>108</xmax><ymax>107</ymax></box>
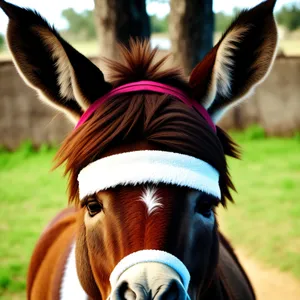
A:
<box><xmin>0</xmin><ymin>60</ymin><xmax>73</xmax><ymax>149</ymax></box>
<box><xmin>219</xmin><ymin>56</ymin><xmax>300</xmax><ymax>136</ymax></box>
<box><xmin>0</xmin><ymin>56</ymin><xmax>299</xmax><ymax>149</ymax></box>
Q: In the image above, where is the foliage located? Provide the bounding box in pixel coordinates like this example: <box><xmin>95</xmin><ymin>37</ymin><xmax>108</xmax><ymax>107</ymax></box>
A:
<box><xmin>212</xmin><ymin>8</ymin><xmax>241</xmax><ymax>33</ymax></box>
<box><xmin>215</xmin><ymin>12</ymin><xmax>232</xmax><ymax>33</ymax></box>
<box><xmin>0</xmin><ymin>33</ymin><xmax>4</xmax><ymax>51</ymax></box>
<box><xmin>216</xmin><ymin>4</ymin><xmax>300</xmax><ymax>33</ymax></box>
<box><xmin>61</xmin><ymin>8</ymin><xmax>96</xmax><ymax>40</ymax></box>
<box><xmin>59</xmin><ymin>3</ymin><xmax>300</xmax><ymax>40</ymax></box>
<box><xmin>150</xmin><ymin>15</ymin><xmax>168</xmax><ymax>33</ymax></box>
<box><xmin>62</xmin><ymin>6</ymin><xmax>169</xmax><ymax>36</ymax></box>
<box><xmin>276</xmin><ymin>4</ymin><xmax>300</xmax><ymax>31</ymax></box>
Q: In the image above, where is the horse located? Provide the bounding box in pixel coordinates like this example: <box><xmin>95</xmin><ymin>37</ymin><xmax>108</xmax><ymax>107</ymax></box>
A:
<box><xmin>0</xmin><ymin>0</ymin><xmax>278</xmax><ymax>299</ymax></box>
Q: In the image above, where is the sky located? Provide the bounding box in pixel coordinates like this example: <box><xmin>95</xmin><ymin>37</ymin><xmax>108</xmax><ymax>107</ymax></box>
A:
<box><xmin>0</xmin><ymin>0</ymin><xmax>296</xmax><ymax>34</ymax></box>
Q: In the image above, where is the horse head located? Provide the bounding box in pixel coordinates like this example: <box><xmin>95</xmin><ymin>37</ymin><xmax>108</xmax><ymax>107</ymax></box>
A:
<box><xmin>0</xmin><ymin>0</ymin><xmax>277</xmax><ymax>299</ymax></box>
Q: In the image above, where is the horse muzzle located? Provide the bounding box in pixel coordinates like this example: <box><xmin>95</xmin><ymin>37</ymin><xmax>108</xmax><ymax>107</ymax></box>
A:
<box><xmin>109</xmin><ymin>250</ymin><xmax>191</xmax><ymax>300</ymax></box>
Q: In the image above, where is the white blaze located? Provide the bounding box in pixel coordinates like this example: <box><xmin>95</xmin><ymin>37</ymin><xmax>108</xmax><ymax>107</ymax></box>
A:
<box><xmin>140</xmin><ymin>186</ymin><xmax>163</xmax><ymax>215</ymax></box>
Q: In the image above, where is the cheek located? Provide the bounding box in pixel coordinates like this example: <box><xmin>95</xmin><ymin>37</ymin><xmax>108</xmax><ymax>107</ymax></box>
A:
<box><xmin>83</xmin><ymin>210</ymin><xmax>109</xmax><ymax>258</ymax></box>
<box><xmin>84</xmin><ymin>212</ymin><xmax>122</xmax><ymax>277</ymax></box>
<box><xmin>75</xmin><ymin>220</ymin><xmax>101</xmax><ymax>298</ymax></box>
<box><xmin>84</xmin><ymin>210</ymin><xmax>104</xmax><ymax>227</ymax></box>
<box><xmin>193</xmin><ymin>212</ymin><xmax>215</xmax><ymax>243</ymax></box>
<box><xmin>198</xmin><ymin>212</ymin><xmax>215</xmax><ymax>230</ymax></box>
<box><xmin>187</xmin><ymin>213</ymin><xmax>216</xmax><ymax>273</ymax></box>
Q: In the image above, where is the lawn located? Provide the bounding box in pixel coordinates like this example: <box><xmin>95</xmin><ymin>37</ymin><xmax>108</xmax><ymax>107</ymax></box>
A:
<box><xmin>0</xmin><ymin>129</ymin><xmax>300</xmax><ymax>299</ymax></box>
<box><xmin>0</xmin><ymin>144</ymin><xmax>66</xmax><ymax>300</ymax></box>
<box><xmin>219</xmin><ymin>129</ymin><xmax>300</xmax><ymax>277</ymax></box>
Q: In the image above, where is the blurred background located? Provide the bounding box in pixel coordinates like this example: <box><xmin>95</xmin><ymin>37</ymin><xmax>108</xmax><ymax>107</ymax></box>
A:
<box><xmin>0</xmin><ymin>0</ymin><xmax>299</xmax><ymax>299</ymax></box>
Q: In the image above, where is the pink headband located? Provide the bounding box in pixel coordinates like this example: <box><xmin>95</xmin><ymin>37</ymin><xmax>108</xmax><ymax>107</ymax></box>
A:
<box><xmin>75</xmin><ymin>80</ymin><xmax>216</xmax><ymax>132</ymax></box>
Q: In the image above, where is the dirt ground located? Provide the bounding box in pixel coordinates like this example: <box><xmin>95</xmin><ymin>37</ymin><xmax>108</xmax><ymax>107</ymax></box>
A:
<box><xmin>236</xmin><ymin>249</ymin><xmax>300</xmax><ymax>300</ymax></box>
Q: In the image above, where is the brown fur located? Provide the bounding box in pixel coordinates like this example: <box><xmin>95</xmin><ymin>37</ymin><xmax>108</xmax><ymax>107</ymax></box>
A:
<box><xmin>27</xmin><ymin>211</ymin><xmax>77</xmax><ymax>298</ymax></box>
<box><xmin>27</xmin><ymin>208</ymin><xmax>254</xmax><ymax>300</ymax></box>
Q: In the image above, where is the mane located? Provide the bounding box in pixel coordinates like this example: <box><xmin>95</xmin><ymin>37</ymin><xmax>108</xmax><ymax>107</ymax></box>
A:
<box><xmin>54</xmin><ymin>40</ymin><xmax>240</xmax><ymax>205</ymax></box>
<box><xmin>104</xmin><ymin>39</ymin><xmax>189</xmax><ymax>91</ymax></box>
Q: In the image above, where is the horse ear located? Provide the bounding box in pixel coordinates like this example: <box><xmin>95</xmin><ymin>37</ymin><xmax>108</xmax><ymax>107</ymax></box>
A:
<box><xmin>189</xmin><ymin>0</ymin><xmax>278</xmax><ymax>123</ymax></box>
<box><xmin>0</xmin><ymin>1</ymin><xmax>112</xmax><ymax>123</ymax></box>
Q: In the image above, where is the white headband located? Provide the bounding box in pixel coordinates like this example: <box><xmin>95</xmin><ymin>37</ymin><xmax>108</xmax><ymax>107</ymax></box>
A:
<box><xmin>78</xmin><ymin>150</ymin><xmax>220</xmax><ymax>200</ymax></box>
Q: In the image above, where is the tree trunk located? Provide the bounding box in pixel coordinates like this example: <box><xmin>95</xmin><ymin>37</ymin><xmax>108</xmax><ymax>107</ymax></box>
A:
<box><xmin>169</xmin><ymin>0</ymin><xmax>214</xmax><ymax>75</ymax></box>
<box><xmin>94</xmin><ymin>0</ymin><xmax>150</xmax><ymax>60</ymax></box>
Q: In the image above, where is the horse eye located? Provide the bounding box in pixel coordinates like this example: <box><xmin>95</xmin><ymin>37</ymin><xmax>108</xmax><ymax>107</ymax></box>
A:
<box><xmin>196</xmin><ymin>201</ymin><xmax>213</xmax><ymax>218</ymax></box>
<box><xmin>195</xmin><ymin>193</ymin><xmax>219</xmax><ymax>218</ymax></box>
<box><xmin>86</xmin><ymin>198</ymin><xmax>103</xmax><ymax>217</ymax></box>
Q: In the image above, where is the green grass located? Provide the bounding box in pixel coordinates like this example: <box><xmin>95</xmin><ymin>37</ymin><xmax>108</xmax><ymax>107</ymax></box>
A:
<box><xmin>219</xmin><ymin>127</ymin><xmax>300</xmax><ymax>278</ymax></box>
<box><xmin>0</xmin><ymin>128</ymin><xmax>300</xmax><ymax>298</ymax></box>
<box><xmin>0</xmin><ymin>143</ymin><xmax>66</xmax><ymax>299</ymax></box>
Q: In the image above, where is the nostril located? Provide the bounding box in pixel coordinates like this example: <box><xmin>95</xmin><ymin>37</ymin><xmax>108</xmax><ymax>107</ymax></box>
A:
<box><xmin>114</xmin><ymin>281</ymin><xmax>137</xmax><ymax>300</ymax></box>
<box><xmin>155</xmin><ymin>280</ymin><xmax>186</xmax><ymax>300</ymax></box>
<box><xmin>162</xmin><ymin>281</ymin><xmax>178</xmax><ymax>300</ymax></box>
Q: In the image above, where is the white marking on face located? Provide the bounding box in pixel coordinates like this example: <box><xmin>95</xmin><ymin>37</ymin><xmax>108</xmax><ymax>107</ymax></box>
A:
<box><xmin>140</xmin><ymin>187</ymin><xmax>163</xmax><ymax>215</ymax></box>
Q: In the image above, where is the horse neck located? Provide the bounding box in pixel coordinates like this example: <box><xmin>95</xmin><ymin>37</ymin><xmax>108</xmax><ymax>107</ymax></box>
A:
<box><xmin>197</xmin><ymin>263</ymin><xmax>240</xmax><ymax>300</ymax></box>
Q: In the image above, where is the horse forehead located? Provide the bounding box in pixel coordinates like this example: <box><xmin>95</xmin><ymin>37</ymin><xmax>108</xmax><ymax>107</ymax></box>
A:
<box><xmin>139</xmin><ymin>186</ymin><xmax>164</xmax><ymax>215</ymax></box>
<box><xmin>116</xmin><ymin>185</ymin><xmax>193</xmax><ymax>211</ymax></box>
